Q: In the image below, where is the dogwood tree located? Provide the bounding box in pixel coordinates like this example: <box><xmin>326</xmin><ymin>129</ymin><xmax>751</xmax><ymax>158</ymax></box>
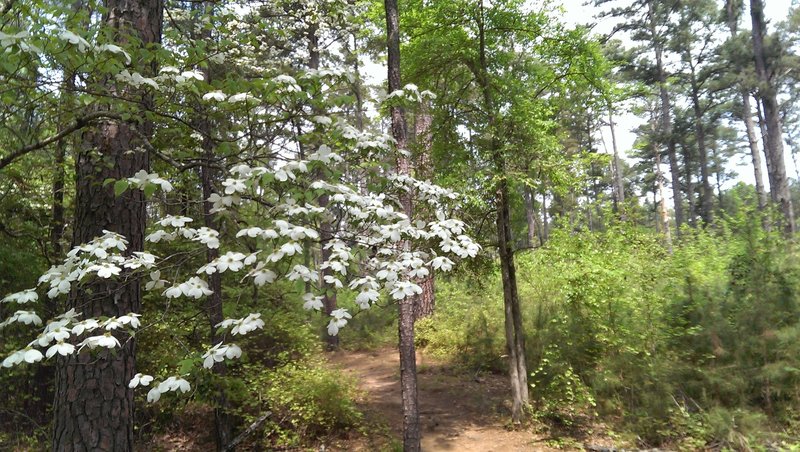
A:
<box><xmin>0</xmin><ymin>2</ymin><xmax>479</xmax><ymax>450</ymax></box>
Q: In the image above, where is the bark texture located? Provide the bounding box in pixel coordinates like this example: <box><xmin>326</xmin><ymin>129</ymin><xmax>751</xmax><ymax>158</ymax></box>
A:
<box><xmin>385</xmin><ymin>0</ymin><xmax>421</xmax><ymax>449</ymax></box>
<box><xmin>52</xmin><ymin>0</ymin><xmax>162</xmax><ymax>450</ymax></box>
<box><xmin>750</xmin><ymin>0</ymin><xmax>795</xmax><ymax>234</ymax></box>
<box><xmin>413</xmin><ymin>103</ymin><xmax>435</xmax><ymax>320</ymax></box>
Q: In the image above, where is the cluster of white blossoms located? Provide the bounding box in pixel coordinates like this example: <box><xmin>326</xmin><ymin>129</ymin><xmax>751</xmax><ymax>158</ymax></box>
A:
<box><xmin>127</xmin><ymin>170</ymin><xmax>174</xmax><ymax>193</ymax></box>
<box><xmin>0</xmin><ymin>53</ymin><xmax>480</xmax><ymax>405</ymax></box>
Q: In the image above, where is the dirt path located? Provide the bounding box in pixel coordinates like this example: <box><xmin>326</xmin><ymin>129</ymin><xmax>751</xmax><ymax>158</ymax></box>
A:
<box><xmin>327</xmin><ymin>348</ymin><xmax>559</xmax><ymax>451</ymax></box>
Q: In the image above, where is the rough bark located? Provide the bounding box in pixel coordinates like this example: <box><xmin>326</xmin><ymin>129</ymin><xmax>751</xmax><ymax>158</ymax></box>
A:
<box><xmin>385</xmin><ymin>0</ymin><xmax>421</xmax><ymax>449</ymax></box>
<box><xmin>413</xmin><ymin>103</ymin><xmax>435</xmax><ymax>320</ymax></box>
<box><xmin>52</xmin><ymin>0</ymin><xmax>162</xmax><ymax>450</ymax></box>
<box><xmin>750</xmin><ymin>0</ymin><xmax>795</xmax><ymax>234</ymax></box>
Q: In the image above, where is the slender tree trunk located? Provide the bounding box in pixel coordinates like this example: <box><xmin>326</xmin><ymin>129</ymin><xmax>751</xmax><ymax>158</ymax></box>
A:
<box><xmin>682</xmin><ymin>144</ymin><xmax>696</xmax><ymax>227</ymax></box>
<box><xmin>52</xmin><ymin>1</ymin><xmax>161</xmax><ymax>450</ymax></box>
<box><xmin>608</xmin><ymin>109</ymin><xmax>625</xmax><ymax>216</ymax></box>
<box><xmin>385</xmin><ymin>0</ymin><xmax>420</xmax><ymax>449</ymax></box>
<box><xmin>190</xmin><ymin>4</ymin><xmax>234</xmax><ymax>446</ymax></box>
<box><xmin>541</xmin><ymin>188</ymin><xmax>548</xmax><ymax>243</ymax></box>
<box><xmin>523</xmin><ymin>186</ymin><xmax>538</xmax><ymax>247</ymax></box>
<box><xmin>649</xmin><ymin>0</ymin><xmax>684</xmax><ymax>230</ymax></box>
<box><xmin>201</xmin><ymin>142</ymin><xmax>233</xmax><ymax>450</ymax></box>
<box><xmin>688</xmin><ymin>65</ymin><xmax>713</xmax><ymax>225</ymax></box>
<box><xmin>302</xmin><ymin>19</ymin><xmax>340</xmax><ymax>351</ymax></box>
<box><xmin>744</xmin><ymin>93</ymin><xmax>769</xmax><ymax>210</ymax></box>
<box><xmin>477</xmin><ymin>0</ymin><xmax>528</xmax><ymax>423</ymax></box>
<box><xmin>655</xmin><ymin>151</ymin><xmax>673</xmax><ymax>253</ymax></box>
<box><xmin>651</xmin><ymin>117</ymin><xmax>673</xmax><ymax>252</ymax></box>
<box><xmin>750</xmin><ymin>0</ymin><xmax>795</xmax><ymax>234</ymax></box>
<box><xmin>725</xmin><ymin>1</ymin><xmax>768</xmax><ymax>212</ymax></box>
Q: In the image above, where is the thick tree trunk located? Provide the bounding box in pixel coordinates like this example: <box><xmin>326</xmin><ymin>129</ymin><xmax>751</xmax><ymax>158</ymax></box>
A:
<box><xmin>413</xmin><ymin>104</ymin><xmax>435</xmax><ymax>320</ymax></box>
<box><xmin>54</xmin><ymin>116</ymin><xmax>148</xmax><ymax>452</ymax></box>
<box><xmin>750</xmin><ymin>0</ymin><xmax>795</xmax><ymax>234</ymax></box>
<box><xmin>52</xmin><ymin>1</ymin><xmax>162</xmax><ymax>450</ymax></box>
<box><xmin>385</xmin><ymin>0</ymin><xmax>421</xmax><ymax>449</ymax></box>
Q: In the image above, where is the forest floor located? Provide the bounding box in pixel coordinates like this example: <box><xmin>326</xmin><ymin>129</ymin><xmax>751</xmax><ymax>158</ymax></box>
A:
<box><xmin>327</xmin><ymin>347</ymin><xmax>610</xmax><ymax>451</ymax></box>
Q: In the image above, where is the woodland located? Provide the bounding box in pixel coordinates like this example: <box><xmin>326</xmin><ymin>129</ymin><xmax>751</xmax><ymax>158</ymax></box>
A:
<box><xmin>1</xmin><ymin>0</ymin><xmax>800</xmax><ymax>450</ymax></box>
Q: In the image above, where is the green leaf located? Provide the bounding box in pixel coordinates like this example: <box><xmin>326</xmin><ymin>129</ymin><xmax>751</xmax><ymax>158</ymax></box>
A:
<box><xmin>143</xmin><ymin>183</ymin><xmax>157</xmax><ymax>198</ymax></box>
<box><xmin>113</xmin><ymin>179</ymin><xmax>129</xmax><ymax>197</ymax></box>
<box><xmin>177</xmin><ymin>358</ymin><xmax>196</xmax><ymax>375</ymax></box>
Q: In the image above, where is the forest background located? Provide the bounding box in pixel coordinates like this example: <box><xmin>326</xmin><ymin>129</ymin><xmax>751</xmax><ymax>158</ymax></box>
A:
<box><xmin>1</xmin><ymin>0</ymin><xmax>800</xmax><ymax>450</ymax></box>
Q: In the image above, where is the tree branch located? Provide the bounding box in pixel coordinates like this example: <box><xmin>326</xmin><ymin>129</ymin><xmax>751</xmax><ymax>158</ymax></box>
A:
<box><xmin>1</xmin><ymin>0</ymin><xmax>15</xmax><ymax>17</ymax></box>
<box><xmin>0</xmin><ymin>111</ymin><xmax>122</xmax><ymax>171</ymax></box>
<box><xmin>223</xmin><ymin>411</ymin><xmax>271</xmax><ymax>452</ymax></box>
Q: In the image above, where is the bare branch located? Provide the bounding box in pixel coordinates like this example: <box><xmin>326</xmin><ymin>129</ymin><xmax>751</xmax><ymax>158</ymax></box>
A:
<box><xmin>0</xmin><ymin>111</ymin><xmax>122</xmax><ymax>171</ymax></box>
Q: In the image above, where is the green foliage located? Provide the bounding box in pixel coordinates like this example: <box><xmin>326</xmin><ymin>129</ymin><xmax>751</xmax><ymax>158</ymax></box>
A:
<box><xmin>238</xmin><ymin>359</ymin><xmax>363</xmax><ymax>448</ymax></box>
<box><xmin>419</xmin><ymin>214</ymin><xmax>800</xmax><ymax>447</ymax></box>
<box><xmin>415</xmin><ymin>278</ymin><xmax>506</xmax><ymax>372</ymax></box>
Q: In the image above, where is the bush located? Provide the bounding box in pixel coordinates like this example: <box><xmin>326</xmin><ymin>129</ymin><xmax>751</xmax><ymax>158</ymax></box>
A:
<box><xmin>239</xmin><ymin>359</ymin><xmax>363</xmax><ymax>448</ymax></box>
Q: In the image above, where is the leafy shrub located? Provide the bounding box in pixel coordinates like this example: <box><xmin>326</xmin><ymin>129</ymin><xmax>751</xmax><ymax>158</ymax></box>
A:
<box><xmin>239</xmin><ymin>359</ymin><xmax>363</xmax><ymax>447</ymax></box>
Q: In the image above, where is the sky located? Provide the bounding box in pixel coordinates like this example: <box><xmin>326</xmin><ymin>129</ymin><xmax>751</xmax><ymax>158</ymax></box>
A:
<box><xmin>557</xmin><ymin>0</ymin><xmax>796</xmax><ymax>190</ymax></box>
<box><xmin>362</xmin><ymin>0</ymin><xmax>798</xmax><ymax>198</ymax></box>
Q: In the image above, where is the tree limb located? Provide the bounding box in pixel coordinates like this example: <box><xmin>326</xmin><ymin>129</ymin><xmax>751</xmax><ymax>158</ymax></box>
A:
<box><xmin>223</xmin><ymin>411</ymin><xmax>271</xmax><ymax>452</ymax></box>
<box><xmin>0</xmin><ymin>111</ymin><xmax>122</xmax><ymax>171</ymax></box>
<box><xmin>1</xmin><ymin>0</ymin><xmax>15</xmax><ymax>17</ymax></box>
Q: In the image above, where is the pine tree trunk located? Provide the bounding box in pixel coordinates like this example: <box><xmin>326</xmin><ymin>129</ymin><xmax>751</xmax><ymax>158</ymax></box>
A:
<box><xmin>201</xmin><ymin>149</ymin><xmax>234</xmax><ymax>450</ymax></box>
<box><xmin>649</xmin><ymin>0</ymin><xmax>684</xmax><ymax>230</ymax></box>
<box><xmin>682</xmin><ymin>142</ymin><xmax>696</xmax><ymax>227</ymax></box>
<box><xmin>413</xmin><ymin>103</ymin><xmax>435</xmax><ymax>320</ymax></box>
<box><xmin>690</xmin><ymin>74</ymin><xmax>713</xmax><ymax>225</ymax></box>
<box><xmin>725</xmin><ymin>0</ymin><xmax>768</xmax><ymax>212</ymax></box>
<box><xmin>52</xmin><ymin>1</ymin><xmax>162</xmax><ymax>450</ymax></box>
<box><xmin>750</xmin><ymin>0</ymin><xmax>795</xmax><ymax>234</ymax></box>
<box><xmin>742</xmin><ymin>93</ymin><xmax>769</xmax><ymax>211</ymax></box>
<box><xmin>608</xmin><ymin>109</ymin><xmax>625</xmax><ymax>216</ymax></box>
<box><xmin>385</xmin><ymin>0</ymin><xmax>421</xmax><ymax>449</ymax></box>
<box><xmin>191</xmin><ymin>3</ymin><xmax>234</xmax><ymax>447</ymax></box>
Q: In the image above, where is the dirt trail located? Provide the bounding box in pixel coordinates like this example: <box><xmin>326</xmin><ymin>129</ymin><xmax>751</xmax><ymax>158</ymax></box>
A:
<box><xmin>328</xmin><ymin>348</ymin><xmax>558</xmax><ymax>451</ymax></box>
